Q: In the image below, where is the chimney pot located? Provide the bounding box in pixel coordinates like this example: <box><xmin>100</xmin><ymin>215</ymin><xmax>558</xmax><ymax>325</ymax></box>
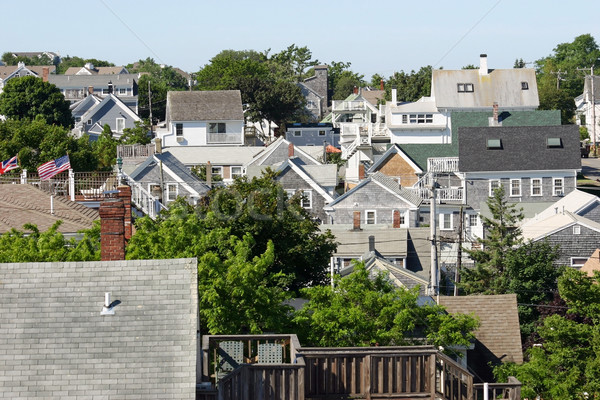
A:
<box><xmin>380</xmin><ymin>79</ymin><xmax>384</xmax><ymax>91</ymax></box>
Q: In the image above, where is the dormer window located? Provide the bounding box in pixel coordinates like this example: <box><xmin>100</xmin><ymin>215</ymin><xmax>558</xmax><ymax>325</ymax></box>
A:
<box><xmin>487</xmin><ymin>139</ymin><xmax>502</xmax><ymax>149</ymax></box>
<box><xmin>521</xmin><ymin>82</ymin><xmax>529</xmax><ymax>90</ymax></box>
<box><xmin>457</xmin><ymin>83</ymin><xmax>474</xmax><ymax>93</ymax></box>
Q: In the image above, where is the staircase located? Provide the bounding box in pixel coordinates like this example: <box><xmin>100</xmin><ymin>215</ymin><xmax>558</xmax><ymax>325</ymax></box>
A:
<box><xmin>120</xmin><ymin>173</ymin><xmax>167</xmax><ymax>219</ymax></box>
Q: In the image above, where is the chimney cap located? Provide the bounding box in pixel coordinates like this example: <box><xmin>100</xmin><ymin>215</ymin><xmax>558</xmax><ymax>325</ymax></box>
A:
<box><xmin>480</xmin><ymin>54</ymin><xmax>487</xmax><ymax>58</ymax></box>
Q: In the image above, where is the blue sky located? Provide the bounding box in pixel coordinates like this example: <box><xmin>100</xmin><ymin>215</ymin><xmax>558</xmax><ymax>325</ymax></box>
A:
<box><xmin>3</xmin><ymin>0</ymin><xmax>599</xmax><ymax>79</ymax></box>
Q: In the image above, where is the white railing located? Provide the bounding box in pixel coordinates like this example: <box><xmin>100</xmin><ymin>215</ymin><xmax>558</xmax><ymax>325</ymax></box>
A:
<box><xmin>332</xmin><ymin>100</ymin><xmax>367</xmax><ymax>111</ymax></box>
<box><xmin>427</xmin><ymin>157</ymin><xmax>459</xmax><ymax>173</ymax></box>
<box><xmin>121</xmin><ymin>173</ymin><xmax>166</xmax><ymax>220</ymax></box>
<box><xmin>407</xmin><ymin>186</ymin><xmax>464</xmax><ymax>203</ymax></box>
<box><xmin>117</xmin><ymin>144</ymin><xmax>155</xmax><ymax>159</ymax></box>
<box><xmin>207</xmin><ymin>132</ymin><xmax>243</xmax><ymax>144</ymax></box>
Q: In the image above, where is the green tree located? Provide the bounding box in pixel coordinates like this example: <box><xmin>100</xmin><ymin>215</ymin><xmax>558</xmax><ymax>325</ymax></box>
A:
<box><xmin>461</xmin><ymin>186</ymin><xmax>524</xmax><ymax>294</ymax></box>
<box><xmin>495</xmin><ymin>268</ymin><xmax>600</xmax><ymax>399</ymax></box>
<box><xmin>385</xmin><ymin>66</ymin><xmax>432</xmax><ymax>103</ymax></box>
<box><xmin>327</xmin><ymin>61</ymin><xmax>365</xmax><ymax>101</ymax></box>
<box><xmin>269</xmin><ymin>44</ymin><xmax>318</xmax><ymax>82</ymax></box>
<box><xmin>293</xmin><ymin>262</ymin><xmax>478</xmax><ymax>348</ymax></box>
<box><xmin>0</xmin><ymin>221</ymin><xmax>100</xmax><ymax>263</ymax></box>
<box><xmin>92</xmin><ymin>125</ymin><xmax>118</xmax><ymax>171</ymax></box>
<box><xmin>120</xmin><ymin>120</ymin><xmax>152</xmax><ymax>145</ymax></box>
<box><xmin>0</xmin><ymin>117</ymin><xmax>96</xmax><ymax>171</ymax></box>
<box><xmin>56</xmin><ymin>56</ymin><xmax>115</xmax><ymax>74</ymax></box>
<box><xmin>0</xmin><ymin>76</ymin><xmax>73</xmax><ymax>128</ymax></box>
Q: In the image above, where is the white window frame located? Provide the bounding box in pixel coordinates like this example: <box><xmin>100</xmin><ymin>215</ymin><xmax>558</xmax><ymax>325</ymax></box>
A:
<box><xmin>87</xmin><ymin>119</ymin><xmax>92</xmax><ymax>126</ymax></box>
<box><xmin>489</xmin><ymin>179</ymin><xmax>501</xmax><ymax>196</ymax></box>
<box><xmin>573</xmin><ymin>225</ymin><xmax>581</xmax><ymax>235</ymax></box>
<box><xmin>553</xmin><ymin>178</ymin><xmax>564</xmax><ymax>196</ymax></box>
<box><xmin>307</xmin><ymin>100</ymin><xmax>316</xmax><ymax>109</ymax></box>
<box><xmin>102</xmin><ymin>88</ymin><xmax>110</xmax><ymax>95</ymax></box>
<box><xmin>468</xmin><ymin>214</ymin><xmax>478</xmax><ymax>227</ymax></box>
<box><xmin>530</xmin><ymin>178</ymin><xmax>542</xmax><ymax>196</ymax></box>
<box><xmin>366</xmin><ymin>210</ymin><xmax>376</xmax><ymax>225</ymax></box>
<box><xmin>148</xmin><ymin>183</ymin><xmax>161</xmax><ymax>197</ymax></box>
<box><xmin>230</xmin><ymin>166</ymin><xmax>243</xmax><ymax>180</ymax></box>
<box><xmin>167</xmin><ymin>183</ymin><xmax>178</xmax><ymax>202</ymax></box>
<box><xmin>510</xmin><ymin>179</ymin><xmax>521</xmax><ymax>197</ymax></box>
<box><xmin>440</xmin><ymin>213</ymin><xmax>453</xmax><ymax>230</ymax></box>
<box><xmin>115</xmin><ymin>117</ymin><xmax>125</xmax><ymax>133</ymax></box>
<box><xmin>211</xmin><ymin>166</ymin><xmax>223</xmax><ymax>179</ymax></box>
<box><xmin>285</xmin><ymin>189</ymin><xmax>296</xmax><ymax>199</ymax></box>
<box><xmin>209</xmin><ymin>122</ymin><xmax>226</xmax><ymax>134</ymax></box>
<box><xmin>118</xmin><ymin>87</ymin><xmax>127</xmax><ymax>95</ymax></box>
<box><xmin>570</xmin><ymin>257</ymin><xmax>587</xmax><ymax>267</ymax></box>
<box><xmin>300</xmin><ymin>190</ymin><xmax>312</xmax><ymax>209</ymax></box>
<box><xmin>392</xmin><ymin>210</ymin><xmax>407</xmax><ymax>227</ymax></box>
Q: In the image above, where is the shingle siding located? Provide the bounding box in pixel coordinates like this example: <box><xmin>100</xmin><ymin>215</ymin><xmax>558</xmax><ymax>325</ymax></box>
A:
<box><xmin>277</xmin><ymin>167</ymin><xmax>329</xmax><ymax>222</ymax></box>
<box><xmin>541</xmin><ymin>225</ymin><xmax>600</xmax><ymax>267</ymax></box>
<box><xmin>0</xmin><ymin>258</ymin><xmax>197</xmax><ymax>399</ymax></box>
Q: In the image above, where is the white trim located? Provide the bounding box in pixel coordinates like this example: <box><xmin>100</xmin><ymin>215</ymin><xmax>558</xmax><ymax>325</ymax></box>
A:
<box><xmin>371</xmin><ymin>179</ymin><xmax>420</xmax><ymax>207</ymax></box>
<box><xmin>392</xmin><ymin>209</ymin><xmax>408</xmax><ymax>227</ymax></box>
<box><xmin>440</xmin><ymin>212</ymin><xmax>453</xmax><ymax>230</ymax></box>
<box><xmin>489</xmin><ymin>179</ymin><xmax>501</xmax><ymax>196</ymax></box>
<box><xmin>509</xmin><ymin>178</ymin><xmax>521</xmax><ymax>197</ymax></box>
<box><xmin>211</xmin><ymin>165</ymin><xmax>223</xmax><ymax>179</ymax></box>
<box><xmin>553</xmin><ymin>178</ymin><xmax>564</xmax><ymax>196</ymax></box>
<box><xmin>166</xmin><ymin>183</ymin><xmax>178</xmax><ymax>202</ymax></box>
<box><xmin>285</xmin><ymin>161</ymin><xmax>334</xmax><ymax>203</ymax></box>
<box><xmin>300</xmin><ymin>189</ymin><xmax>313</xmax><ymax>209</ymax></box>
<box><xmin>365</xmin><ymin>210</ymin><xmax>377</xmax><ymax>225</ymax></box>
<box><xmin>530</xmin><ymin>178</ymin><xmax>542</xmax><ymax>196</ymax></box>
<box><xmin>570</xmin><ymin>257</ymin><xmax>588</xmax><ymax>267</ymax></box>
<box><xmin>230</xmin><ymin>166</ymin><xmax>243</xmax><ymax>180</ymax></box>
<box><xmin>157</xmin><ymin>157</ymin><xmax>201</xmax><ymax>197</ymax></box>
<box><xmin>115</xmin><ymin>117</ymin><xmax>125</xmax><ymax>133</ymax></box>
<box><xmin>573</xmin><ymin>225</ymin><xmax>581</xmax><ymax>235</ymax></box>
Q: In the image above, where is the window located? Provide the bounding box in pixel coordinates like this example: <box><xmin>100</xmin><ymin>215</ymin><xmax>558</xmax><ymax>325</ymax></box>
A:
<box><xmin>487</xmin><ymin>139</ymin><xmax>502</xmax><ymax>149</ymax></box>
<box><xmin>573</xmin><ymin>225</ymin><xmax>581</xmax><ymax>235</ymax></box>
<box><xmin>553</xmin><ymin>178</ymin><xmax>564</xmax><ymax>196</ymax></box>
<box><xmin>148</xmin><ymin>183</ymin><xmax>161</xmax><ymax>197</ymax></box>
<box><xmin>318</xmin><ymin>130</ymin><xmax>326</xmax><ymax>136</ymax></box>
<box><xmin>176</xmin><ymin>123</ymin><xmax>183</xmax><ymax>136</ymax></box>
<box><xmin>510</xmin><ymin>179</ymin><xmax>521</xmax><ymax>197</ymax></box>
<box><xmin>209</xmin><ymin>122</ymin><xmax>226</xmax><ymax>133</ymax></box>
<box><xmin>285</xmin><ymin>189</ymin><xmax>295</xmax><ymax>199</ymax></box>
<box><xmin>87</xmin><ymin>119</ymin><xmax>92</xmax><ymax>125</ymax></box>
<box><xmin>521</xmin><ymin>82</ymin><xmax>529</xmax><ymax>90</ymax></box>
<box><xmin>211</xmin><ymin>166</ymin><xmax>223</xmax><ymax>179</ymax></box>
<box><xmin>116</xmin><ymin>118</ymin><xmax>125</xmax><ymax>133</ymax></box>
<box><xmin>231</xmin><ymin>166</ymin><xmax>243</xmax><ymax>180</ymax></box>
<box><xmin>409</xmin><ymin>114</ymin><xmax>433</xmax><ymax>124</ymax></box>
<box><xmin>300</xmin><ymin>190</ymin><xmax>312</xmax><ymax>209</ymax></box>
<box><xmin>402</xmin><ymin>114</ymin><xmax>408</xmax><ymax>124</ymax></box>
<box><xmin>531</xmin><ymin>178</ymin><xmax>542</xmax><ymax>196</ymax></box>
<box><xmin>118</xmin><ymin>87</ymin><xmax>127</xmax><ymax>95</ymax></box>
<box><xmin>571</xmin><ymin>257</ymin><xmax>588</xmax><ymax>267</ymax></box>
<box><xmin>102</xmin><ymin>88</ymin><xmax>109</xmax><ymax>95</ymax></box>
<box><xmin>294</xmin><ymin>130</ymin><xmax>301</xmax><ymax>137</ymax></box>
<box><xmin>440</xmin><ymin>213</ymin><xmax>453</xmax><ymax>230</ymax></box>
<box><xmin>307</xmin><ymin>100</ymin><xmax>316</xmax><ymax>109</ymax></box>
<box><xmin>457</xmin><ymin>83</ymin><xmax>474</xmax><ymax>93</ymax></box>
<box><xmin>489</xmin><ymin>179</ymin><xmax>501</xmax><ymax>196</ymax></box>
<box><xmin>167</xmin><ymin>183</ymin><xmax>178</xmax><ymax>202</ymax></box>
<box><xmin>366</xmin><ymin>210</ymin><xmax>376</xmax><ymax>225</ymax></box>
<box><xmin>468</xmin><ymin>214</ymin><xmax>478</xmax><ymax>227</ymax></box>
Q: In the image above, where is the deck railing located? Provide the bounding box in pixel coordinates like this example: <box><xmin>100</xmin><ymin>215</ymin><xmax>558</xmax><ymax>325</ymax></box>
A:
<box><xmin>474</xmin><ymin>377</ymin><xmax>521</xmax><ymax>400</ymax></box>
<box><xmin>117</xmin><ymin>143</ymin><xmax>155</xmax><ymax>159</ymax></box>
<box><xmin>428</xmin><ymin>157</ymin><xmax>460</xmax><ymax>173</ymax></box>
<box><xmin>436</xmin><ymin>352</ymin><xmax>473</xmax><ymax>400</ymax></box>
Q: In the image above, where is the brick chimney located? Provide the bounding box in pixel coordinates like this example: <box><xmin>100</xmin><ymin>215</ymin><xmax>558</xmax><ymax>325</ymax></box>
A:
<box><xmin>117</xmin><ymin>184</ymin><xmax>133</xmax><ymax>240</ymax></box>
<box><xmin>88</xmin><ymin>86</ymin><xmax>94</xmax><ymax>95</ymax></box>
<box><xmin>154</xmin><ymin>137</ymin><xmax>162</xmax><ymax>154</ymax></box>
<box><xmin>42</xmin><ymin>67</ymin><xmax>49</xmax><ymax>82</ymax></box>
<box><xmin>380</xmin><ymin>79</ymin><xmax>384</xmax><ymax>91</ymax></box>
<box><xmin>358</xmin><ymin>164</ymin><xmax>365</xmax><ymax>180</ymax></box>
<box><xmin>100</xmin><ymin>198</ymin><xmax>126</xmax><ymax>261</ymax></box>
<box><xmin>288</xmin><ymin>142</ymin><xmax>294</xmax><ymax>158</ymax></box>
<box><xmin>493</xmin><ymin>102</ymin><xmax>499</xmax><ymax>123</ymax></box>
<box><xmin>353</xmin><ymin>211</ymin><xmax>361</xmax><ymax>231</ymax></box>
<box><xmin>393</xmin><ymin>210</ymin><xmax>401</xmax><ymax>228</ymax></box>
<box><xmin>353</xmin><ymin>86</ymin><xmax>358</xmax><ymax>94</ymax></box>
<box><xmin>206</xmin><ymin>161</ymin><xmax>212</xmax><ymax>188</ymax></box>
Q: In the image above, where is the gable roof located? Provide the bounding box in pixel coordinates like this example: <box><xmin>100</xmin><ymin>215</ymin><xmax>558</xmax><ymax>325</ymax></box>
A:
<box><xmin>325</xmin><ymin>225</ymin><xmax>408</xmax><ymax>258</ymax></box>
<box><xmin>0</xmin><ymin>258</ymin><xmax>197</xmax><ymax>398</ymax></box>
<box><xmin>47</xmin><ymin>73</ymin><xmax>139</xmax><ymax>89</ymax></box>
<box><xmin>581</xmin><ymin>248</ymin><xmax>600</xmax><ymax>277</ymax></box>
<box><xmin>432</xmin><ymin>67</ymin><xmax>539</xmax><ymax>109</ymax></box>
<box><xmin>129</xmin><ymin>152</ymin><xmax>210</xmax><ymax>196</ymax></box>
<box><xmin>0</xmin><ymin>184</ymin><xmax>98</xmax><ymax>235</ymax></box>
<box><xmin>276</xmin><ymin>158</ymin><xmax>335</xmax><ymax>202</ymax></box>
<box><xmin>0</xmin><ymin>64</ymin><xmax>55</xmax><ymax>80</ymax></box>
<box><xmin>77</xmin><ymin>93</ymin><xmax>141</xmax><ymax>130</ymax></box>
<box><xmin>163</xmin><ymin>146</ymin><xmax>264</xmax><ymax>166</ymax></box>
<box><xmin>368</xmin><ymin>144</ymin><xmax>423</xmax><ymax>175</ymax></box>
<box><xmin>521</xmin><ymin>211</ymin><xmax>600</xmax><ymax>242</ymax></box>
<box><xmin>64</xmin><ymin>66</ymin><xmax>128</xmax><ymax>75</ymax></box>
<box><xmin>458</xmin><ymin>125</ymin><xmax>581</xmax><ymax>172</ymax></box>
<box><xmin>245</xmin><ymin>137</ymin><xmax>322</xmax><ymax>167</ymax></box>
<box><xmin>70</xmin><ymin>93</ymin><xmax>103</xmax><ymax>115</ymax></box>
<box><xmin>166</xmin><ymin>90</ymin><xmax>244</xmax><ymax>122</ymax></box>
<box><xmin>525</xmin><ymin>189</ymin><xmax>600</xmax><ymax>223</ymax></box>
<box><xmin>328</xmin><ymin>172</ymin><xmax>422</xmax><ymax>208</ymax></box>
<box><xmin>438</xmin><ymin>294</ymin><xmax>523</xmax><ymax>382</ymax></box>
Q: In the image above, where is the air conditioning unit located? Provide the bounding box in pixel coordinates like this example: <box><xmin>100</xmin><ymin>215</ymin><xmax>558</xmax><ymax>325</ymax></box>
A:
<box><xmin>176</xmin><ymin>136</ymin><xmax>184</xmax><ymax>143</ymax></box>
<box><xmin>360</xmin><ymin>137</ymin><xmax>369</xmax><ymax>145</ymax></box>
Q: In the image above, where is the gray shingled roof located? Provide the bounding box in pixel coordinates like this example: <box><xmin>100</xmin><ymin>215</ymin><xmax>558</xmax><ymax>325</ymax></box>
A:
<box><xmin>438</xmin><ymin>294</ymin><xmax>523</xmax><ymax>382</ymax></box>
<box><xmin>166</xmin><ymin>90</ymin><xmax>244</xmax><ymax>122</ymax></box>
<box><xmin>324</xmin><ymin>225</ymin><xmax>408</xmax><ymax>258</ymax></box>
<box><xmin>47</xmin><ymin>73</ymin><xmax>139</xmax><ymax>88</ymax></box>
<box><xmin>0</xmin><ymin>184</ymin><xmax>98</xmax><ymax>235</ymax></box>
<box><xmin>458</xmin><ymin>125</ymin><xmax>581</xmax><ymax>172</ymax></box>
<box><xmin>370</xmin><ymin>172</ymin><xmax>423</xmax><ymax>206</ymax></box>
<box><xmin>0</xmin><ymin>258</ymin><xmax>198</xmax><ymax>399</ymax></box>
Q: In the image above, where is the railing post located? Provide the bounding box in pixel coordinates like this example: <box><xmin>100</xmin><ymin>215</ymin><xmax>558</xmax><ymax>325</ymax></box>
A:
<box><xmin>69</xmin><ymin>169</ymin><xmax>75</xmax><ymax>201</ymax></box>
<box><xmin>21</xmin><ymin>169</ymin><xmax>27</xmax><ymax>185</ymax></box>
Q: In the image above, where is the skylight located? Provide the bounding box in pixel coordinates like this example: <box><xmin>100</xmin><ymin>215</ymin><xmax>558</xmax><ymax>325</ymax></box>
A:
<box><xmin>487</xmin><ymin>139</ymin><xmax>502</xmax><ymax>149</ymax></box>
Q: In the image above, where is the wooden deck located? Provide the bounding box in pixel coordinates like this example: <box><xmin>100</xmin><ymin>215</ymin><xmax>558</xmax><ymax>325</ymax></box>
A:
<box><xmin>198</xmin><ymin>335</ymin><xmax>521</xmax><ymax>400</ymax></box>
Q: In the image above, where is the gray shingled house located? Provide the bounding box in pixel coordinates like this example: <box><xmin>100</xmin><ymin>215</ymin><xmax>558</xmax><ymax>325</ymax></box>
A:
<box><xmin>0</xmin><ymin>258</ymin><xmax>198</xmax><ymax>399</ymax></box>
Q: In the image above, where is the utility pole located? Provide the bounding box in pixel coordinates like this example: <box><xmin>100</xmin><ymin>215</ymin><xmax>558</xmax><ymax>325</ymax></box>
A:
<box><xmin>429</xmin><ymin>177</ymin><xmax>439</xmax><ymax>299</ymax></box>
<box><xmin>578</xmin><ymin>65</ymin><xmax>597</xmax><ymax>156</ymax></box>
<box><xmin>550</xmin><ymin>70</ymin><xmax>567</xmax><ymax>89</ymax></box>
<box><xmin>454</xmin><ymin>207</ymin><xmax>463</xmax><ymax>296</ymax></box>
<box><xmin>148</xmin><ymin>80</ymin><xmax>154</xmax><ymax>138</ymax></box>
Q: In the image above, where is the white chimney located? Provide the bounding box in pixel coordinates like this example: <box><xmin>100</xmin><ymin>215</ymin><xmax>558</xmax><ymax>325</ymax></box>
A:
<box><xmin>391</xmin><ymin>87</ymin><xmax>397</xmax><ymax>105</ymax></box>
<box><xmin>479</xmin><ymin>54</ymin><xmax>488</xmax><ymax>75</ymax></box>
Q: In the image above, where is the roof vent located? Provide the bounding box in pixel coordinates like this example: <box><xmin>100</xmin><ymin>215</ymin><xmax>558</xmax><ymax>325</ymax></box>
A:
<box><xmin>101</xmin><ymin>292</ymin><xmax>119</xmax><ymax>315</ymax></box>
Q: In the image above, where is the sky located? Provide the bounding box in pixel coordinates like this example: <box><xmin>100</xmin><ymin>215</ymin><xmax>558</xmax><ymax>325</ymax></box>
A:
<box><xmin>3</xmin><ymin>0</ymin><xmax>599</xmax><ymax>79</ymax></box>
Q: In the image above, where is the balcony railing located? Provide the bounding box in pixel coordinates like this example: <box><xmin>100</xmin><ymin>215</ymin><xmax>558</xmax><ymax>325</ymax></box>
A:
<box><xmin>332</xmin><ymin>100</ymin><xmax>367</xmax><ymax>112</ymax></box>
<box><xmin>207</xmin><ymin>132</ymin><xmax>243</xmax><ymax>144</ymax></box>
<box><xmin>428</xmin><ymin>157</ymin><xmax>460</xmax><ymax>173</ymax></box>
<box><xmin>117</xmin><ymin>143</ymin><xmax>155</xmax><ymax>159</ymax></box>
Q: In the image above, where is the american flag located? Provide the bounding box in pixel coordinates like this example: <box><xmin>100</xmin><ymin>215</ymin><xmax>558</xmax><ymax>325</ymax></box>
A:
<box><xmin>0</xmin><ymin>155</ymin><xmax>19</xmax><ymax>175</ymax></box>
<box><xmin>37</xmin><ymin>155</ymin><xmax>71</xmax><ymax>181</ymax></box>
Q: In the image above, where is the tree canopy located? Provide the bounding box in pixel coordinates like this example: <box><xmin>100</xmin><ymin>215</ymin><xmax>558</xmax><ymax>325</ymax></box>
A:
<box><xmin>0</xmin><ymin>76</ymin><xmax>74</xmax><ymax>128</ymax></box>
<box><xmin>293</xmin><ymin>262</ymin><xmax>479</xmax><ymax>348</ymax></box>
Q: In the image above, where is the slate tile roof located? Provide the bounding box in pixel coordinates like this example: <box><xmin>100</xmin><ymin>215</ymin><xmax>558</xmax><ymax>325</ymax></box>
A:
<box><xmin>0</xmin><ymin>258</ymin><xmax>198</xmax><ymax>399</ymax></box>
<box><xmin>166</xmin><ymin>90</ymin><xmax>244</xmax><ymax>122</ymax></box>
<box><xmin>439</xmin><ymin>294</ymin><xmax>523</xmax><ymax>382</ymax></box>
<box><xmin>0</xmin><ymin>184</ymin><xmax>98</xmax><ymax>234</ymax></box>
